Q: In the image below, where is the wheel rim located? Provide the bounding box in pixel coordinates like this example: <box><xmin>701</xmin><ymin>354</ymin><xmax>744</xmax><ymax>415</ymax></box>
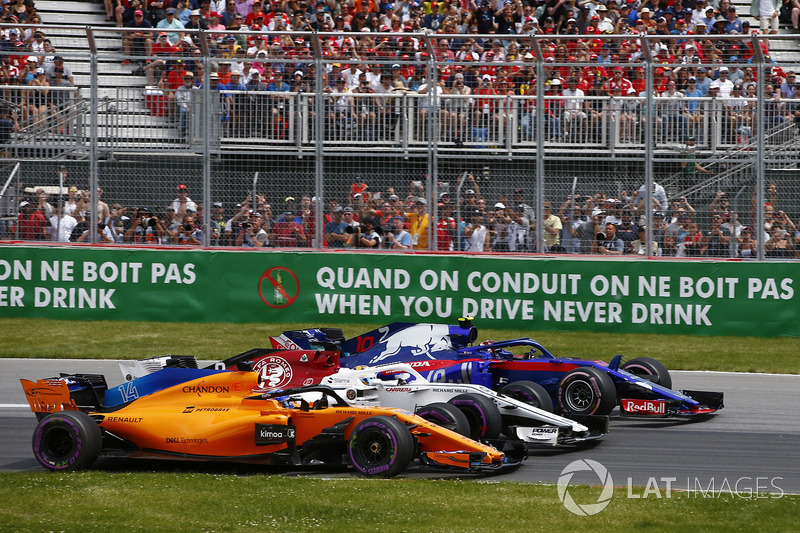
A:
<box><xmin>43</xmin><ymin>426</ymin><xmax>75</xmax><ymax>461</ymax></box>
<box><xmin>355</xmin><ymin>430</ymin><xmax>392</xmax><ymax>466</ymax></box>
<box><xmin>564</xmin><ymin>380</ymin><xmax>595</xmax><ymax>412</ymax></box>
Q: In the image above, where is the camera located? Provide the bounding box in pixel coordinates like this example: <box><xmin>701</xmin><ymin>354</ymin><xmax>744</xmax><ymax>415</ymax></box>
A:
<box><xmin>241</xmin><ymin>222</ymin><xmax>251</xmax><ymax>230</ymax></box>
<box><xmin>596</xmin><ymin>232</ymin><xmax>606</xmax><ymax>241</ymax></box>
<box><xmin>141</xmin><ymin>217</ymin><xmax>157</xmax><ymax>228</ymax></box>
<box><xmin>345</xmin><ymin>225</ymin><xmax>360</xmax><ymax>234</ymax></box>
<box><xmin>183</xmin><ymin>223</ymin><xmax>193</xmax><ymax>231</ymax></box>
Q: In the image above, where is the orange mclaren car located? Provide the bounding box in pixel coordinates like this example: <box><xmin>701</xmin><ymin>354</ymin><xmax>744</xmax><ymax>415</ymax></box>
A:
<box><xmin>21</xmin><ymin>369</ymin><xmax>520</xmax><ymax>477</ymax></box>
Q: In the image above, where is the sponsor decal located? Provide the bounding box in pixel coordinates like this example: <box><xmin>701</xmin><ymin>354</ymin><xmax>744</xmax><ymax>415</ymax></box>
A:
<box><xmin>367</xmin><ymin>464</ymin><xmax>391</xmax><ymax>475</ymax></box>
<box><xmin>384</xmin><ymin>387</ymin><xmax>412</xmax><ymax>392</ymax></box>
<box><xmin>25</xmin><ymin>387</ymin><xmax>62</xmax><ymax>398</ymax></box>
<box><xmin>530</xmin><ymin>427</ymin><xmax>559</xmax><ymax>435</ymax></box>
<box><xmin>346</xmin><ymin>389</ymin><xmax>357</xmax><ymax>400</ymax></box>
<box><xmin>165</xmin><ymin>437</ymin><xmax>209</xmax><ymax>444</ymax></box>
<box><xmin>253</xmin><ymin>356</ymin><xmax>293</xmax><ymax>389</ymax></box>
<box><xmin>183</xmin><ymin>406</ymin><xmax>195</xmax><ymax>413</ymax></box>
<box><xmin>255</xmin><ymin>423</ymin><xmax>296</xmax><ymax>446</ymax></box>
<box><xmin>182</xmin><ymin>384</ymin><xmax>230</xmax><ymax>395</ymax></box>
<box><xmin>193</xmin><ymin>407</ymin><xmax>230</xmax><ymax>413</ymax></box>
<box><xmin>105</xmin><ymin>416</ymin><xmax>143</xmax><ymax>423</ymax></box>
<box><xmin>258</xmin><ymin>267</ymin><xmax>300</xmax><ymax>309</ymax></box>
<box><xmin>302</xmin><ymin>378</ymin><xmax>314</xmax><ymax>386</ymax></box>
<box><xmin>621</xmin><ymin>398</ymin><xmax>667</xmax><ymax>415</ymax></box>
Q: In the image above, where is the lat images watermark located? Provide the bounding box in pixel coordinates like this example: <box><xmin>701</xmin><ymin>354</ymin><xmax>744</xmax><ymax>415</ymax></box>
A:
<box><xmin>558</xmin><ymin>459</ymin><xmax>785</xmax><ymax>516</ymax></box>
<box><xmin>557</xmin><ymin>459</ymin><xmax>614</xmax><ymax>516</ymax></box>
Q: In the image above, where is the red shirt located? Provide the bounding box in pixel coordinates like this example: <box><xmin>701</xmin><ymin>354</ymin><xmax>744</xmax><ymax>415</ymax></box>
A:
<box><xmin>13</xmin><ymin>210</ymin><xmax>47</xmax><ymax>240</ymax></box>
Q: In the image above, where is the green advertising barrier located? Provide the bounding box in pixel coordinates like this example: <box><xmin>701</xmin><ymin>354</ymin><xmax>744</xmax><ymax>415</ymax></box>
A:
<box><xmin>0</xmin><ymin>246</ymin><xmax>798</xmax><ymax>337</ymax></box>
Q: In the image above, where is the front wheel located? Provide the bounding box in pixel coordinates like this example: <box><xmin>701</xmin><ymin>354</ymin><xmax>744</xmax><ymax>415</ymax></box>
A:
<box><xmin>557</xmin><ymin>367</ymin><xmax>617</xmax><ymax>416</ymax></box>
<box><xmin>448</xmin><ymin>394</ymin><xmax>502</xmax><ymax>440</ymax></box>
<box><xmin>501</xmin><ymin>380</ymin><xmax>554</xmax><ymax>412</ymax></box>
<box><xmin>348</xmin><ymin>416</ymin><xmax>414</xmax><ymax>477</ymax></box>
<box><xmin>415</xmin><ymin>403</ymin><xmax>470</xmax><ymax>437</ymax></box>
<box><xmin>32</xmin><ymin>411</ymin><xmax>102</xmax><ymax>471</ymax></box>
<box><xmin>621</xmin><ymin>357</ymin><xmax>672</xmax><ymax>389</ymax></box>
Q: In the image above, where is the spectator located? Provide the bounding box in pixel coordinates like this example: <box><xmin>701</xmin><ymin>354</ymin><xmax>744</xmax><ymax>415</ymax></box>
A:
<box><xmin>630</xmin><ymin>225</ymin><xmax>661</xmax><ymax>256</ymax></box>
<box><xmin>323</xmin><ymin>205</ymin><xmax>350</xmax><ymax>248</ymax></box>
<box><xmin>464</xmin><ymin>209</ymin><xmax>489</xmax><ymax>252</ymax></box>
<box><xmin>174</xmin><ymin>71</ymin><xmax>197</xmax><ymax>136</ymax></box>
<box><xmin>750</xmin><ymin>0</ymin><xmax>780</xmax><ymax>34</ymax></box>
<box><xmin>44</xmin><ymin>56</ymin><xmax>73</xmax><ymax>86</ymax></box>
<box><xmin>124</xmin><ymin>207</ymin><xmax>166</xmax><ymax>244</ymax></box>
<box><xmin>592</xmin><ymin>222</ymin><xmax>624</xmax><ymax>255</ymax></box>
<box><xmin>156</xmin><ymin>7</ymin><xmax>185</xmax><ymax>45</ymax></box>
<box><xmin>171</xmin><ymin>183</ymin><xmax>197</xmax><ymax>216</ymax></box>
<box><xmin>236</xmin><ymin>211</ymin><xmax>269</xmax><ymax>247</ymax></box>
<box><xmin>347</xmin><ymin>216</ymin><xmax>381</xmax><ymax>248</ymax></box>
<box><xmin>272</xmin><ymin>205</ymin><xmax>306</xmax><ymax>247</ymax></box>
<box><xmin>405</xmin><ymin>197</ymin><xmax>429</xmax><ymax>249</ymax></box>
<box><xmin>542</xmin><ymin>201</ymin><xmax>563</xmax><ymax>252</ymax></box>
<box><xmin>121</xmin><ymin>7</ymin><xmax>153</xmax><ymax>66</ymax></box>
<box><xmin>174</xmin><ymin>214</ymin><xmax>204</xmax><ymax>245</ymax></box>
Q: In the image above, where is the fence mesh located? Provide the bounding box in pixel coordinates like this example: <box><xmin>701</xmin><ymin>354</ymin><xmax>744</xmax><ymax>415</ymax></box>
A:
<box><xmin>0</xmin><ymin>28</ymin><xmax>798</xmax><ymax>260</ymax></box>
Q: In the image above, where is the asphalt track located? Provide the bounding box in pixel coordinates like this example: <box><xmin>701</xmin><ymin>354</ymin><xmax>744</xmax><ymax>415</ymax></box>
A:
<box><xmin>2</xmin><ymin>359</ymin><xmax>799</xmax><ymax>494</ymax></box>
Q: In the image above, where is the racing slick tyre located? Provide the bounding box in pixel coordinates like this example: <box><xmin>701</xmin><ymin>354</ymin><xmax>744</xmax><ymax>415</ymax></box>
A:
<box><xmin>557</xmin><ymin>367</ymin><xmax>617</xmax><ymax>416</ymax></box>
<box><xmin>32</xmin><ymin>411</ymin><xmax>102</xmax><ymax>471</ymax></box>
<box><xmin>415</xmin><ymin>403</ymin><xmax>471</xmax><ymax>437</ymax></box>
<box><xmin>448</xmin><ymin>394</ymin><xmax>502</xmax><ymax>441</ymax></box>
<box><xmin>620</xmin><ymin>357</ymin><xmax>672</xmax><ymax>389</ymax></box>
<box><xmin>501</xmin><ymin>380</ymin><xmax>554</xmax><ymax>412</ymax></box>
<box><xmin>348</xmin><ymin>416</ymin><xmax>414</xmax><ymax>478</ymax></box>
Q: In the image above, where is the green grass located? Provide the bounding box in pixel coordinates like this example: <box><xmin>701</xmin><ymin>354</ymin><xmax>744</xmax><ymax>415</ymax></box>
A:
<box><xmin>1</xmin><ymin>318</ymin><xmax>798</xmax><ymax>374</ymax></box>
<box><xmin>0</xmin><ymin>472</ymin><xmax>795</xmax><ymax>533</ymax></box>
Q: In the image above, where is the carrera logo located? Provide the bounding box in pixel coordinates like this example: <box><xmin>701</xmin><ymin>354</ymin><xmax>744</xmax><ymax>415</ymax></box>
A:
<box><xmin>253</xmin><ymin>356</ymin><xmax>293</xmax><ymax>389</ymax></box>
<box><xmin>621</xmin><ymin>399</ymin><xmax>667</xmax><ymax>415</ymax></box>
<box><xmin>384</xmin><ymin>387</ymin><xmax>412</xmax><ymax>392</ymax></box>
<box><xmin>255</xmin><ymin>423</ymin><xmax>296</xmax><ymax>446</ymax></box>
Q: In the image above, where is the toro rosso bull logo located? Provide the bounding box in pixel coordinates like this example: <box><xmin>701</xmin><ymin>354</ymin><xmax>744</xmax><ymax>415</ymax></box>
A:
<box><xmin>253</xmin><ymin>356</ymin><xmax>293</xmax><ymax>389</ymax></box>
<box><xmin>621</xmin><ymin>399</ymin><xmax>667</xmax><ymax>415</ymax></box>
<box><xmin>368</xmin><ymin>324</ymin><xmax>453</xmax><ymax>365</ymax></box>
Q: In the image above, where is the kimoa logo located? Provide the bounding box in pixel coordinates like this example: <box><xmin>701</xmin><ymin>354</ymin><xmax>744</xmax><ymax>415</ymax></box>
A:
<box><xmin>557</xmin><ymin>459</ymin><xmax>614</xmax><ymax>516</ymax></box>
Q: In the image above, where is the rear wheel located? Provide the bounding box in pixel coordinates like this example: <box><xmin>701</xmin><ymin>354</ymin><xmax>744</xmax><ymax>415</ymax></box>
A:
<box><xmin>621</xmin><ymin>357</ymin><xmax>672</xmax><ymax>389</ymax></box>
<box><xmin>557</xmin><ymin>367</ymin><xmax>617</xmax><ymax>416</ymax></box>
<box><xmin>415</xmin><ymin>403</ymin><xmax>470</xmax><ymax>437</ymax></box>
<box><xmin>448</xmin><ymin>394</ymin><xmax>502</xmax><ymax>440</ymax></box>
<box><xmin>501</xmin><ymin>380</ymin><xmax>554</xmax><ymax>412</ymax></box>
<box><xmin>32</xmin><ymin>411</ymin><xmax>102</xmax><ymax>471</ymax></box>
<box><xmin>348</xmin><ymin>416</ymin><xmax>414</xmax><ymax>477</ymax></box>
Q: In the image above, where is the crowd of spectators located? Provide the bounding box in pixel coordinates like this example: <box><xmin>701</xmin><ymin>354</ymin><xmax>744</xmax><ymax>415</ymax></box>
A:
<box><xmin>103</xmin><ymin>0</ymin><xmax>800</xmax><ymax>144</ymax></box>
<box><xmin>6</xmin><ymin>172</ymin><xmax>799</xmax><ymax>259</ymax></box>
<box><xmin>0</xmin><ymin>1</ymin><xmax>80</xmax><ymax>132</ymax></box>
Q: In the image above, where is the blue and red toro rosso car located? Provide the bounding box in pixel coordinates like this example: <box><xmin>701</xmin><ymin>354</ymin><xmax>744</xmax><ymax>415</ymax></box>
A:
<box><xmin>271</xmin><ymin>320</ymin><xmax>723</xmax><ymax>418</ymax></box>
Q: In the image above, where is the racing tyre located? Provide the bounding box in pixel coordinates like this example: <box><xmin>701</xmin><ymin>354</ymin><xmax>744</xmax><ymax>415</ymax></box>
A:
<box><xmin>557</xmin><ymin>367</ymin><xmax>617</xmax><ymax>416</ymax></box>
<box><xmin>621</xmin><ymin>357</ymin><xmax>672</xmax><ymax>389</ymax></box>
<box><xmin>32</xmin><ymin>411</ymin><xmax>102</xmax><ymax>471</ymax></box>
<box><xmin>349</xmin><ymin>416</ymin><xmax>414</xmax><ymax>477</ymax></box>
<box><xmin>415</xmin><ymin>403</ymin><xmax>471</xmax><ymax>437</ymax></box>
<box><xmin>448</xmin><ymin>394</ymin><xmax>502</xmax><ymax>440</ymax></box>
<box><xmin>501</xmin><ymin>380</ymin><xmax>554</xmax><ymax>412</ymax></box>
